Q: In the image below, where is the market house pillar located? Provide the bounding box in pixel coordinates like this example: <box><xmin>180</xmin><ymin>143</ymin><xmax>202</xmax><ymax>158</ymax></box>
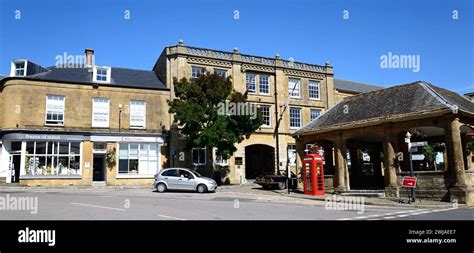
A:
<box><xmin>334</xmin><ymin>132</ymin><xmax>347</xmax><ymax>192</ymax></box>
<box><xmin>445</xmin><ymin>117</ymin><xmax>471</xmax><ymax>204</ymax></box>
<box><xmin>383</xmin><ymin>124</ymin><xmax>399</xmax><ymax>197</ymax></box>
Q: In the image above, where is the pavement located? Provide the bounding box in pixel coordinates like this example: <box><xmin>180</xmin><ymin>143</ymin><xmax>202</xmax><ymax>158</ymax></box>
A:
<box><xmin>0</xmin><ymin>183</ymin><xmax>471</xmax><ymax>220</ymax></box>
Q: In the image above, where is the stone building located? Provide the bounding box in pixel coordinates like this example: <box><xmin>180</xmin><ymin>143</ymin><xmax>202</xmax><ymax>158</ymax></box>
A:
<box><xmin>0</xmin><ymin>41</ymin><xmax>381</xmax><ymax>186</ymax></box>
<box><xmin>0</xmin><ymin>49</ymin><xmax>170</xmax><ymax>186</ymax></box>
<box><xmin>153</xmin><ymin>41</ymin><xmax>381</xmax><ymax>184</ymax></box>
<box><xmin>293</xmin><ymin>81</ymin><xmax>474</xmax><ymax>205</ymax></box>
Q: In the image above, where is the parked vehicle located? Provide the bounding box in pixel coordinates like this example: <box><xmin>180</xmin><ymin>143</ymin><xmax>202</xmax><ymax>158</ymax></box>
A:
<box><xmin>255</xmin><ymin>171</ymin><xmax>297</xmax><ymax>190</ymax></box>
<box><xmin>154</xmin><ymin>168</ymin><xmax>217</xmax><ymax>193</ymax></box>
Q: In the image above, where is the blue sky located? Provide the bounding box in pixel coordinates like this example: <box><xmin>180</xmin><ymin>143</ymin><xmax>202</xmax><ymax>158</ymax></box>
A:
<box><xmin>0</xmin><ymin>0</ymin><xmax>472</xmax><ymax>92</ymax></box>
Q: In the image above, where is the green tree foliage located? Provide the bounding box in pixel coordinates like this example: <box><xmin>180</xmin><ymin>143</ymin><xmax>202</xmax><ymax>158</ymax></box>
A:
<box><xmin>168</xmin><ymin>73</ymin><xmax>262</xmax><ymax>160</ymax></box>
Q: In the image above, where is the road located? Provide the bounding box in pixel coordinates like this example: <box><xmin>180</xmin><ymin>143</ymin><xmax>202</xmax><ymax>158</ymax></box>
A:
<box><xmin>0</xmin><ymin>188</ymin><xmax>471</xmax><ymax>220</ymax></box>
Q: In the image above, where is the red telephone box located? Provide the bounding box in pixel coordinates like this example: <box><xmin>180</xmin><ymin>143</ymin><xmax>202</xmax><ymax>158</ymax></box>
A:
<box><xmin>303</xmin><ymin>154</ymin><xmax>325</xmax><ymax>195</ymax></box>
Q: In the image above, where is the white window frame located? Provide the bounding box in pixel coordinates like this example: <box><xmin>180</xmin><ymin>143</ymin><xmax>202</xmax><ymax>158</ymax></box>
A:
<box><xmin>192</xmin><ymin>148</ymin><xmax>206</xmax><ymax>166</ymax></box>
<box><xmin>45</xmin><ymin>95</ymin><xmax>65</xmax><ymax>126</ymax></box>
<box><xmin>11</xmin><ymin>60</ymin><xmax>27</xmax><ymax>77</ymax></box>
<box><xmin>288</xmin><ymin>78</ymin><xmax>301</xmax><ymax>98</ymax></box>
<box><xmin>92</xmin><ymin>98</ymin><xmax>110</xmax><ymax>128</ymax></box>
<box><xmin>288</xmin><ymin>144</ymin><xmax>297</xmax><ymax>166</ymax></box>
<box><xmin>117</xmin><ymin>143</ymin><xmax>160</xmax><ymax>176</ymax></box>
<box><xmin>214</xmin><ymin>69</ymin><xmax>227</xmax><ymax>78</ymax></box>
<box><xmin>92</xmin><ymin>66</ymin><xmax>111</xmax><ymax>83</ymax></box>
<box><xmin>191</xmin><ymin>66</ymin><xmax>205</xmax><ymax>79</ymax></box>
<box><xmin>259</xmin><ymin>75</ymin><xmax>270</xmax><ymax>95</ymax></box>
<box><xmin>310</xmin><ymin>108</ymin><xmax>321</xmax><ymax>121</ymax></box>
<box><xmin>245</xmin><ymin>73</ymin><xmax>256</xmax><ymax>93</ymax></box>
<box><xmin>289</xmin><ymin>107</ymin><xmax>302</xmax><ymax>129</ymax></box>
<box><xmin>308</xmin><ymin>80</ymin><xmax>321</xmax><ymax>100</ymax></box>
<box><xmin>259</xmin><ymin>104</ymin><xmax>271</xmax><ymax>128</ymax></box>
<box><xmin>130</xmin><ymin>100</ymin><xmax>146</xmax><ymax>129</ymax></box>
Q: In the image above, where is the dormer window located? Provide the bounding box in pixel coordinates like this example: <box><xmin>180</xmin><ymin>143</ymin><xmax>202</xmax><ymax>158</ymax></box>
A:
<box><xmin>10</xmin><ymin>60</ymin><xmax>27</xmax><ymax>77</ymax></box>
<box><xmin>93</xmin><ymin>66</ymin><xmax>111</xmax><ymax>83</ymax></box>
<box><xmin>15</xmin><ymin>62</ymin><xmax>25</xmax><ymax>76</ymax></box>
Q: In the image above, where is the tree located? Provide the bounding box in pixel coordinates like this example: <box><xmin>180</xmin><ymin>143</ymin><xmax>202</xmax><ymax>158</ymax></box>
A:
<box><xmin>168</xmin><ymin>73</ymin><xmax>262</xmax><ymax>165</ymax></box>
<box><xmin>421</xmin><ymin>145</ymin><xmax>436</xmax><ymax>170</ymax></box>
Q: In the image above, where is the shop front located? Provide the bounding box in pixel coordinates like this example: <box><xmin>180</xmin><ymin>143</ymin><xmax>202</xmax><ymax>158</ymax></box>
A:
<box><xmin>0</xmin><ymin>132</ymin><xmax>165</xmax><ymax>187</ymax></box>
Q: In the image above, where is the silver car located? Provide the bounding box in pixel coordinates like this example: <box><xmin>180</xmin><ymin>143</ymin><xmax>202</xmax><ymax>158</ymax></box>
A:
<box><xmin>154</xmin><ymin>168</ymin><xmax>217</xmax><ymax>193</ymax></box>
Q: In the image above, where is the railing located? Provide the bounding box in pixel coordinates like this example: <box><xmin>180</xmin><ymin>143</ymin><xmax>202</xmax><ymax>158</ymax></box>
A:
<box><xmin>282</xmin><ymin>60</ymin><xmax>325</xmax><ymax>72</ymax></box>
<box><xmin>186</xmin><ymin>47</ymin><xmax>232</xmax><ymax>60</ymax></box>
<box><xmin>184</xmin><ymin>46</ymin><xmax>326</xmax><ymax>72</ymax></box>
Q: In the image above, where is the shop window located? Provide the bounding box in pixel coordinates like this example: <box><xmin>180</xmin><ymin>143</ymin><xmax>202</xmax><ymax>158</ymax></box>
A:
<box><xmin>118</xmin><ymin>143</ymin><xmax>159</xmax><ymax>175</ymax></box>
<box><xmin>24</xmin><ymin>141</ymin><xmax>81</xmax><ymax>176</ymax></box>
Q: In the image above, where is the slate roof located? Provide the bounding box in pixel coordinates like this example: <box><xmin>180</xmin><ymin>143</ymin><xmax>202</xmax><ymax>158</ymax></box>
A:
<box><xmin>1</xmin><ymin>66</ymin><xmax>168</xmax><ymax>90</ymax></box>
<box><xmin>334</xmin><ymin>79</ymin><xmax>384</xmax><ymax>94</ymax></box>
<box><xmin>294</xmin><ymin>81</ymin><xmax>474</xmax><ymax>135</ymax></box>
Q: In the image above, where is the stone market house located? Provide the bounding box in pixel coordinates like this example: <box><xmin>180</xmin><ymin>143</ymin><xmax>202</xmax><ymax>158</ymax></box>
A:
<box><xmin>0</xmin><ymin>49</ymin><xmax>170</xmax><ymax>186</ymax></box>
<box><xmin>293</xmin><ymin>81</ymin><xmax>474</xmax><ymax>205</ymax></box>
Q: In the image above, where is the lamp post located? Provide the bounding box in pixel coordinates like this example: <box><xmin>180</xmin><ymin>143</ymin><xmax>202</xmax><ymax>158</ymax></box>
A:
<box><xmin>405</xmin><ymin>132</ymin><xmax>416</xmax><ymax>202</ymax></box>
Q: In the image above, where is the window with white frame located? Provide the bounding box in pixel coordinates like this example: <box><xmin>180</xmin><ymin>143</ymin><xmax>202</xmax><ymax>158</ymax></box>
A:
<box><xmin>288</xmin><ymin>78</ymin><xmax>300</xmax><ymax>98</ymax></box>
<box><xmin>288</xmin><ymin>144</ymin><xmax>297</xmax><ymax>166</ymax></box>
<box><xmin>25</xmin><ymin>141</ymin><xmax>81</xmax><ymax>176</ymax></box>
<box><xmin>118</xmin><ymin>143</ymin><xmax>159</xmax><ymax>175</ymax></box>
<box><xmin>192</xmin><ymin>148</ymin><xmax>206</xmax><ymax>165</ymax></box>
<box><xmin>289</xmin><ymin>107</ymin><xmax>301</xmax><ymax>128</ymax></box>
<box><xmin>259</xmin><ymin>105</ymin><xmax>271</xmax><ymax>127</ymax></box>
<box><xmin>310</xmin><ymin>108</ymin><xmax>321</xmax><ymax>121</ymax></box>
<box><xmin>14</xmin><ymin>61</ymin><xmax>26</xmax><ymax>76</ymax></box>
<box><xmin>246</xmin><ymin>73</ymin><xmax>256</xmax><ymax>93</ymax></box>
<box><xmin>214</xmin><ymin>149</ymin><xmax>229</xmax><ymax>166</ymax></box>
<box><xmin>308</xmin><ymin>80</ymin><xmax>321</xmax><ymax>99</ymax></box>
<box><xmin>214</xmin><ymin>69</ymin><xmax>227</xmax><ymax>78</ymax></box>
<box><xmin>130</xmin><ymin>100</ymin><xmax>146</xmax><ymax>128</ymax></box>
<box><xmin>93</xmin><ymin>66</ymin><xmax>111</xmax><ymax>83</ymax></box>
<box><xmin>92</xmin><ymin>98</ymin><xmax>110</xmax><ymax>128</ymax></box>
<box><xmin>192</xmin><ymin>66</ymin><xmax>205</xmax><ymax>79</ymax></box>
<box><xmin>45</xmin><ymin>95</ymin><xmax>65</xmax><ymax>125</ymax></box>
<box><xmin>259</xmin><ymin>75</ymin><xmax>270</xmax><ymax>94</ymax></box>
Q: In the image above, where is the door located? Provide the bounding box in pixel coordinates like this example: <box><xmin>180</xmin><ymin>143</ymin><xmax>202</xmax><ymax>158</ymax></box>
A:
<box><xmin>178</xmin><ymin>169</ymin><xmax>197</xmax><ymax>190</ymax></box>
<box><xmin>161</xmin><ymin>169</ymin><xmax>180</xmax><ymax>189</ymax></box>
<box><xmin>93</xmin><ymin>155</ymin><xmax>105</xmax><ymax>181</ymax></box>
<box><xmin>9</xmin><ymin>154</ymin><xmax>21</xmax><ymax>183</ymax></box>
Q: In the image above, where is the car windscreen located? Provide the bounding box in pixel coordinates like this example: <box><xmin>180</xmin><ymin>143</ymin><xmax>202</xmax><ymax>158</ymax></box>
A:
<box><xmin>192</xmin><ymin>171</ymin><xmax>202</xmax><ymax>177</ymax></box>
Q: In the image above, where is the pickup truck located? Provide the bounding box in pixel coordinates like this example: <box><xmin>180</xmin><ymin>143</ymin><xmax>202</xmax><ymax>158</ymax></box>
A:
<box><xmin>254</xmin><ymin>171</ymin><xmax>297</xmax><ymax>190</ymax></box>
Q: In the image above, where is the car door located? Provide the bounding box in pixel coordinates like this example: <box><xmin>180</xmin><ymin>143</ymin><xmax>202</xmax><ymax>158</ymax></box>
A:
<box><xmin>161</xmin><ymin>169</ymin><xmax>180</xmax><ymax>189</ymax></box>
<box><xmin>177</xmin><ymin>169</ymin><xmax>197</xmax><ymax>190</ymax></box>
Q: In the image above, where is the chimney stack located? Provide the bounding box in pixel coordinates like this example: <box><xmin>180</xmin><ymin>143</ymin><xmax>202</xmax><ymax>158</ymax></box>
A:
<box><xmin>85</xmin><ymin>48</ymin><xmax>94</xmax><ymax>66</ymax></box>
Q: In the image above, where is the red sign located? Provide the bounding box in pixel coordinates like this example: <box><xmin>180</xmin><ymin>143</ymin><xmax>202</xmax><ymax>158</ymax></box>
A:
<box><xmin>402</xmin><ymin>177</ymin><xmax>417</xmax><ymax>188</ymax></box>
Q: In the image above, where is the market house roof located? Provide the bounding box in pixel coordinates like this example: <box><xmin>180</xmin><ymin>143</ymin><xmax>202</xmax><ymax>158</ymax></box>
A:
<box><xmin>294</xmin><ymin>81</ymin><xmax>474</xmax><ymax>136</ymax></box>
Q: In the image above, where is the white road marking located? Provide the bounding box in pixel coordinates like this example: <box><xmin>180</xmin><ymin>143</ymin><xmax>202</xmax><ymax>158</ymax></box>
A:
<box><xmin>158</xmin><ymin>214</ymin><xmax>186</xmax><ymax>221</ymax></box>
<box><xmin>70</xmin><ymin>202</ymin><xmax>126</xmax><ymax>211</ymax></box>
<box><xmin>339</xmin><ymin>208</ymin><xmax>456</xmax><ymax>220</ymax></box>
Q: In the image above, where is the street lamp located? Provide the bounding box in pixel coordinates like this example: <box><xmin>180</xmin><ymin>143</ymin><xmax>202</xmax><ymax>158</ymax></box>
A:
<box><xmin>405</xmin><ymin>131</ymin><xmax>416</xmax><ymax>202</ymax></box>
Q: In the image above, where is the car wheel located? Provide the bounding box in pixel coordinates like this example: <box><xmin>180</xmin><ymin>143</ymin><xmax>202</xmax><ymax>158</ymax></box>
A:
<box><xmin>156</xmin><ymin>183</ymin><xmax>167</xmax><ymax>193</ymax></box>
<box><xmin>197</xmin><ymin>184</ymin><xmax>207</xmax><ymax>193</ymax></box>
<box><xmin>277</xmin><ymin>182</ymin><xmax>286</xmax><ymax>190</ymax></box>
